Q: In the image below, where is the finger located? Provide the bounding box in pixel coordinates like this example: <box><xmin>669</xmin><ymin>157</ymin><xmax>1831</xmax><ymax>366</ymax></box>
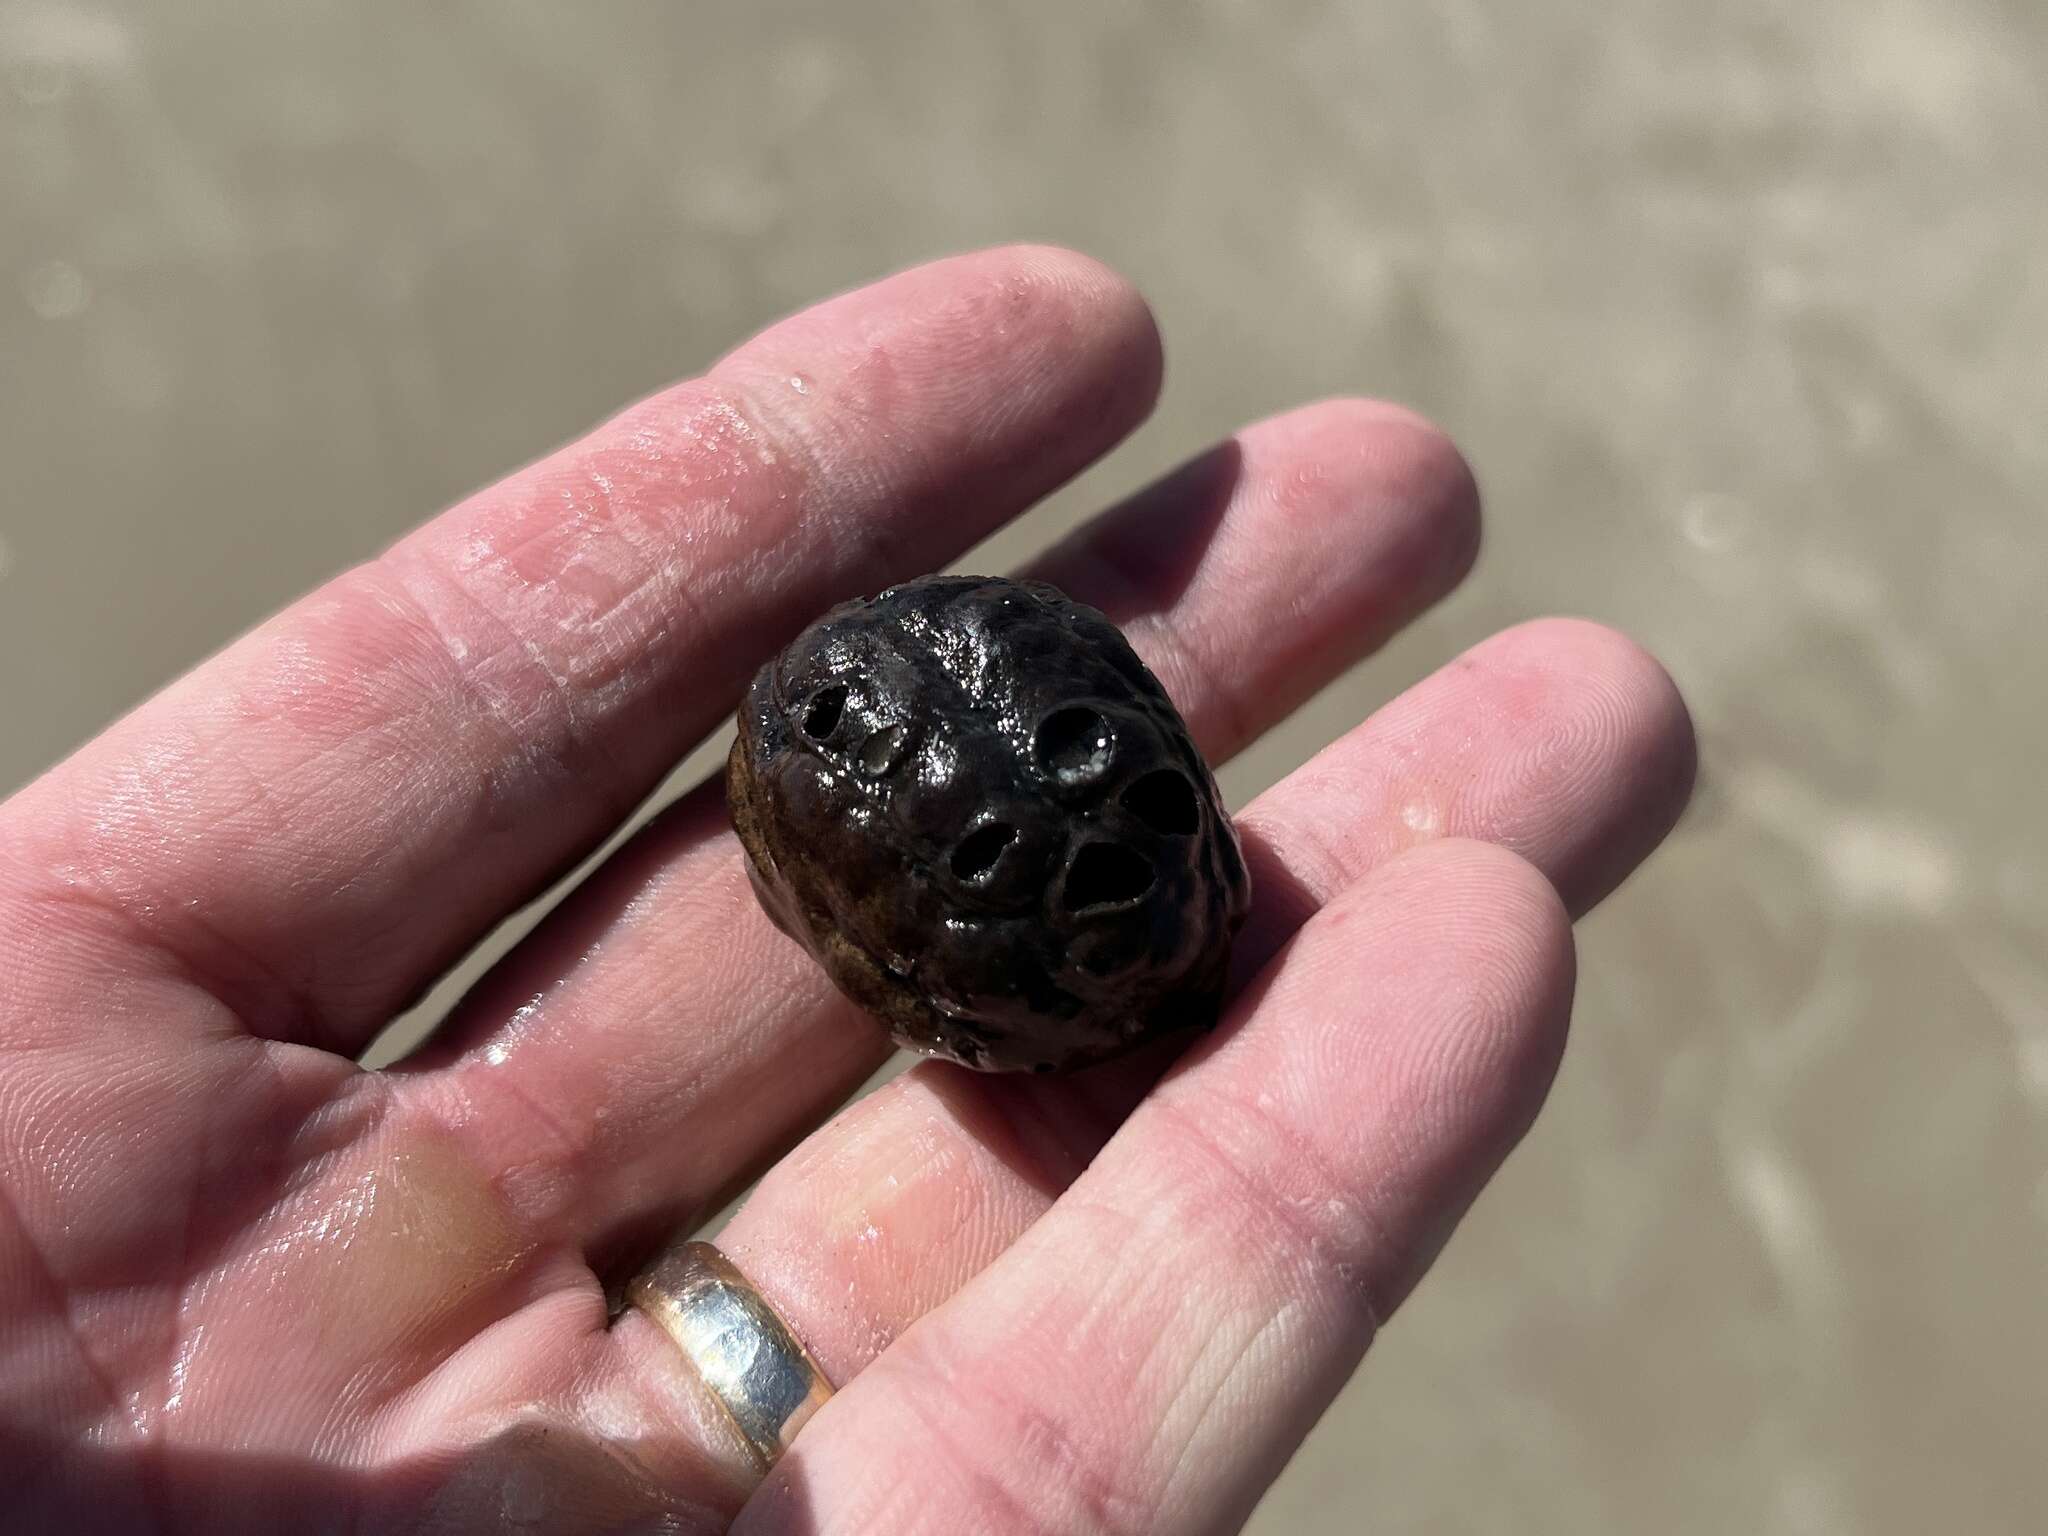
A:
<box><xmin>738</xmin><ymin>841</ymin><xmax>1576</xmax><ymax>1535</ymax></box>
<box><xmin>709</xmin><ymin>616</ymin><xmax>1691</xmax><ymax>1386</ymax></box>
<box><xmin>402</xmin><ymin>399</ymin><xmax>1484</xmax><ymax>1252</ymax></box>
<box><xmin>1238</xmin><ymin>614</ymin><xmax>1699</xmax><ymax>927</ymax></box>
<box><xmin>1032</xmin><ymin>398</ymin><xmax>1482</xmax><ymax>763</ymax></box>
<box><xmin>6</xmin><ymin>246</ymin><xmax>1162</xmax><ymax>1053</ymax></box>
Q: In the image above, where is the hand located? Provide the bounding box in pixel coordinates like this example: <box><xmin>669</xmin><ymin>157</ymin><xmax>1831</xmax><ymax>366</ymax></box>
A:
<box><xmin>0</xmin><ymin>247</ymin><xmax>1693</xmax><ymax>1534</ymax></box>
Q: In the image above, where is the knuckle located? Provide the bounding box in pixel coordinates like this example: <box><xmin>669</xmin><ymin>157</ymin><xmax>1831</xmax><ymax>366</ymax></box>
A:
<box><xmin>1154</xmin><ymin>1091</ymin><xmax>1392</xmax><ymax>1333</ymax></box>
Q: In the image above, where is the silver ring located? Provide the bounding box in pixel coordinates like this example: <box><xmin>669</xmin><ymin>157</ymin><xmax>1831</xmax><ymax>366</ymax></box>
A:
<box><xmin>627</xmin><ymin>1240</ymin><xmax>834</xmax><ymax>1469</ymax></box>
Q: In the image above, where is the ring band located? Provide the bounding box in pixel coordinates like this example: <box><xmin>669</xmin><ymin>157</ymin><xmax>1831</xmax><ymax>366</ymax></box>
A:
<box><xmin>627</xmin><ymin>1240</ymin><xmax>834</xmax><ymax>1469</ymax></box>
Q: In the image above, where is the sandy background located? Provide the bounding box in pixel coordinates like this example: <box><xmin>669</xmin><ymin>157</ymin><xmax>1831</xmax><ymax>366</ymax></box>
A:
<box><xmin>3</xmin><ymin>3</ymin><xmax>2044</xmax><ymax>1531</ymax></box>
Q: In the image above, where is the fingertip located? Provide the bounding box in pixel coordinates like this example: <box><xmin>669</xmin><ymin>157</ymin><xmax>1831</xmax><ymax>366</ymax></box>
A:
<box><xmin>716</xmin><ymin>244</ymin><xmax>1165</xmax><ymax>511</ymax></box>
<box><xmin>1263</xmin><ymin>837</ymin><xmax>1575</xmax><ymax>1308</ymax></box>
<box><xmin>1371</xmin><ymin>402</ymin><xmax>1484</xmax><ymax>592</ymax></box>
<box><xmin>1487</xmin><ymin>617</ymin><xmax>1698</xmax><ymax>911</ymax></box>
<box><xmin>1363</xmin><ymin>834</ymin><xmax>1574</xmax><ymax>1015</ymax></box>
<box><xmin>1224</xmin><ymin>835</ymin><xmax>1576</xmax><ymax>1139</ymax></box>
<box><xmin>1005</xmin><ymin>242</ymin><xmax>1163</xmax><ymax>358</ymax></box>
<box><xmin>1246</xmin><ymin>398</ymin><xmax>1482</xmax><ymax>616</ymax></box>
<box><xmin>996</xmin><ymin>242</ymin><xmax>1166</xmax><ymax>428</ymax></box>
<box><xmin>1381</xmin><ymin>836</ymin><xmax>1577</xmax><ymax>1099</ymax></box>
<box><xmin>1506</xmin><ymin>616</ymin><xmax>1690</xmax><ymax>727</ymax></box>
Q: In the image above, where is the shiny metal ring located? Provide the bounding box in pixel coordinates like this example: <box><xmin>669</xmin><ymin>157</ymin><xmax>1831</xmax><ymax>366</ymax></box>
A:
<box><xmin>627</xmin><ymin>1240</ymin><xmax>834</xmax><ymax>1469</ymax></box>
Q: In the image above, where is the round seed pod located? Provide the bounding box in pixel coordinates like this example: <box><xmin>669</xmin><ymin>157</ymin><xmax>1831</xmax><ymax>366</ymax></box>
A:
<box><xmin>727</xmin><ymin>575</ymin><xmax>1250</xmax><ymax>1072</ymax></box>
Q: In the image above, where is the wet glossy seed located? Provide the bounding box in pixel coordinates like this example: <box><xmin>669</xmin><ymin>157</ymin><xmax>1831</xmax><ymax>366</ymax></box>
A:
<box><xmin>727</xmin><ymin>575</ymin><xmax>1250</xmax><ymax>1072</ymax></box>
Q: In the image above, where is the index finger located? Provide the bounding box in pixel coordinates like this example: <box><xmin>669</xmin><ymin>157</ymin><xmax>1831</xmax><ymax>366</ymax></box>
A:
<box><xmin>4</xmin><ymin>247</ymin><xmax>1162</xmax><ymax>1055</ymax></box>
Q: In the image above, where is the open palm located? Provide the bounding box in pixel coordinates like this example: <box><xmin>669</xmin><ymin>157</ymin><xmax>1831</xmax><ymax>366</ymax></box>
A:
<box><xmin>0</xmin><ymin>248</ymin><xmax>1693</xmax><ymax>1534</ymax></box>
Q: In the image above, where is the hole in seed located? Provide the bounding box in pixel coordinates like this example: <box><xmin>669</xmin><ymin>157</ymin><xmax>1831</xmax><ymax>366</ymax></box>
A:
<box><xmin>950</xmin><ymin>822</ymin><xmax>1018</xmax><ymax>881</ymax></box>
<box><xmin>1062</xmin><ymin>842</ymin><xmax>1153</xmax><ymax>911</ymax></box>
<box><xmin>859</xmin><ymin>722</ymin><xmax>909</xmax><ymax>776</ymax></box>
<box><xmin>1076</xmin><ymin>941</ymin><xmax>1125</xmax><ymax>977</ymax></box>
<box><xmin>802</xmin><ymin>685</ymin><xmax>847</xmax><ymax>740</ymax></box>
<box><xmin>1033</xmin><ymin>706</ymin><xmax>1114</xmax><ymax>787</ymax></box>
<box><xmin>1120</xmin><ymin>769</ymin><xmax>1199</xmax><ymax>835</ymax></box>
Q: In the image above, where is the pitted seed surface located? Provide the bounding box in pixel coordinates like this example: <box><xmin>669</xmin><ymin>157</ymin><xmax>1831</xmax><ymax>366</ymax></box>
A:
<box><xmin>728</xmin><ymin>576</ymin><xmax>1250</xmax><ymax>1072</ymax></box>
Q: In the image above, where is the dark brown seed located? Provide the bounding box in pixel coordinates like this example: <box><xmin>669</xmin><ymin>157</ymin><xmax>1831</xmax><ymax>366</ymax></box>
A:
<box><xmin>727</xmin><ymin>575</ymin><xmax>1250</xmax><ymax>1072</ymax></box>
